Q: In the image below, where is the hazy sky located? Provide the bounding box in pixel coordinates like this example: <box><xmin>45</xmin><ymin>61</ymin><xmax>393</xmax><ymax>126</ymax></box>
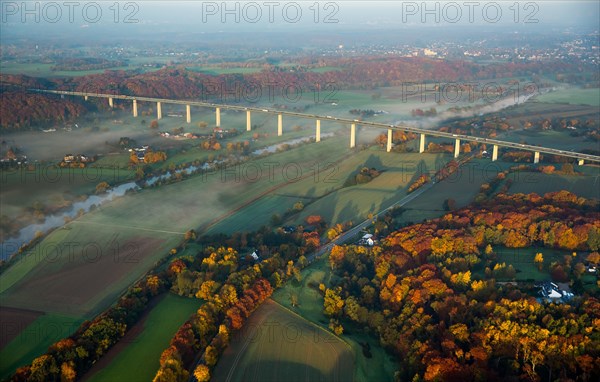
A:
<box><xmin>1</xmin><ymin>1</ymin><xmax>599</xmax><ymax>40</ymax></box>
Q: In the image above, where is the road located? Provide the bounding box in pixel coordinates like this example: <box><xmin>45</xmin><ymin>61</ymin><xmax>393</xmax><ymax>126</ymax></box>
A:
<box><xmin>305</xmin><ymin>154</ymin><xmax>473</xmax><ymax>263</ymax></box>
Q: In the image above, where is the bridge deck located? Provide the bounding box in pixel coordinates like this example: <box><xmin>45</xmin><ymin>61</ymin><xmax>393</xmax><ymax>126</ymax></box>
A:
<box><xmin>31</xmin><ymin>89</ymin><xmax>600</xmax><ymax>163</ymax></box>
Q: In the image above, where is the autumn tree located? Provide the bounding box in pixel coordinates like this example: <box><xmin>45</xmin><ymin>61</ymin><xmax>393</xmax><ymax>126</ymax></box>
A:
<box><xmin>587</xmin><ymin>252</ymin><xmax>600</xmax><ymax>265</ymax></box>
<box><xmin>323</xmin><ymin>287</ymin><xmax>344</xmax><ymax>317</ymax></box>
<box><xmin>193</xmin><ymin>364</ymin><xmax>211</xmax><ymax>382</ymax></box>
<box><xmin>95</xmin><ymin>181</ymin><xmax>110</xmax><ymax>194</ymax></box>
<box><xmin>534</xmin><ymin>252</ymin><xmax>544</xmax><ymax>271</ymax></box>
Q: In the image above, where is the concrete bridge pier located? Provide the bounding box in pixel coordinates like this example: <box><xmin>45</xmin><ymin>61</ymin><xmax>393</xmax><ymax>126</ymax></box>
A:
<box><xmin>108</xmin><ymin>97</ymin><xmax>113</xmax><ymax>108</ymax></box>
<box><xmin>533</xmin><ymin>151</ymin><xmax>540</xmax><ymax>164</ymax></box>
<box><xmin>419</xmin><ymin>133</ymin><xmax>426</xmax><ymax>153</ymax></box>
<box><xmin>216</xmin><ymin>107</ymin><xmax>221</xmax><ymax>127</ymax></box>
<box><xmin>156</xmin><ymin>102</ymin><xmax>162</xmax><ymax>120</ymax></box>
<box><xmin>387</xmin><ymin>129</ymin><xmax>393</xmax><ymax>152</ymax></box>
<box><xmin>578</xmin><ymin>159</ymin><xmax>585</xmax><ymax>166</ymax></box>
<box><xmin>492</xmin><ymin>145</ymin><xmax>498</xmax><ymax>161</ymax></box>
<box><xmin>186</xmin><ymin>105</ymin><xmax>191</xmax><ymax>124</ymax></box>
<box><xmin>350</xmin><ymin>124</ymin><xmax>356</xmax><ymax>148</ymax></box>
<box><xmin>132</xmin><ymin>100</ymin><xmax>138</xmax><ymax>117</ymax></box>
<box><xmin>246</xmin><ymin>110</ymin><xmax>252</xmax><ymax>131</ymax></box>
<box><xmin>278</xmin><ymin>114</ymin><xmax>283</xmax><ymax>136</ymax></box>
<box><xmin>454</xmin><ymin>139</ymin><xmax>460</xmax><ymax>158</ymax></box>
<box><xmin>316</xmin><ymin>120</ymin><xmax>321</xmax><ymax>142</ymax></box>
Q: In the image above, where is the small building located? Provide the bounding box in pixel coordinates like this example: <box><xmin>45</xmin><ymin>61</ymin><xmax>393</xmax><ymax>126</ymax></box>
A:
<box><xmin>282</xmin><ymin>226</ymin><xmax>296</xmax><ymax>234</ymax></box>
<box><xmin>358</xmin><ymin>233</ymin><xmax>375</xmax><ymax>246</ymax></box>
<box><xmin>537</xmin><ymin>281</ymin><xmax>574</xmax><ymax>303</ymax></box>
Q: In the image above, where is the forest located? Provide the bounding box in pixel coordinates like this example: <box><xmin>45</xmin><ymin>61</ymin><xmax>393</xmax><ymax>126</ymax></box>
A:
<box><xmin>325</xmin><ymin>190</ymin><xmax>600</xmax><ymax>381</ymax></box>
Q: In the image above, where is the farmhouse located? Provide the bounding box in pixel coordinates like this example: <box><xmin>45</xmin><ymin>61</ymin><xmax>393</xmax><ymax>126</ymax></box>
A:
<box><xmin>129</xmin><ymin>146</ymin><xmax>150</xmax><ymax>162</ymax></box>
<box><xmin>282</xmin><ymin>226</ymin><xmax>296</xmax><ymax>234</ymax></box>
<box><xmin>358</xmin><ymin>233</ymin><xmax>375</xmax><ymax>246</ymax></box>
<box><xmin>537</xmin><ymin>281</ymin><xmax>574</xmax><ymax>303</ymax></box>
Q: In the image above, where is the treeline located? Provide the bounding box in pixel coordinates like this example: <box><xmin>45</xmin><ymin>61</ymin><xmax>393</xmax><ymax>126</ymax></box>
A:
<box><xmin>11</xmin><ymin>274</ymin><xmax>168</xmax><ymax>381</ymax></box>
<box><xmin>51</xmin><ymin>58</ymin><xmax>128</xmax><ymax>72</ymax></box>
<box><xmin>8</xmin><ymin>215</ymin><xmax>333</xmax><ymax>382</ymax></box>
<box><xmin>154</xmin><ymin>219</ymin><xmax>331</xmax><ymax>381</ymax></box>
<box><xmin>324</xmin><ymin>191</ymin><xmax>600</xmax><ymax>381</ymax></box>
<box><xmin>0</xmin><ymin>90</ymin><xmax>87</xmax><ymax>129</ymax></box>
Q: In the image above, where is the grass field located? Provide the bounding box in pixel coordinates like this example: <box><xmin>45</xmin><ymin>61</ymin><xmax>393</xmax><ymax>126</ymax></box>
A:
<box><xmin>0</xmin><ymin>313</ymin><xmax>84</xmax><ymax>379</ymax></box>
<box><xmin>284</xmin><ymin>149</ymin><xmax>454</xmax><ymax>226</ymax></box>
<box><xmin>506</xmin><ymin>168</ymin><xmax>600</xmax><ymax>200</ymax></box>
<box><xmin>395</xmin><ymin>159</ymin><xmax>514</xmax><ymax>225</ymax></box>
<box><xmin>212</xmin><ymin>299</ymin><xmax>354</xmax><ymax>382</ymax></box>
<box><xmin>185</xmin><ymin>66</ymin><xmax>263</xmax><ymax>75</ymax></box>
<box><xmin>535</xmin><ymin>88</ymin><xmax>600</xmax><ymax>107</ymax></box>
<box><xmin>0</xmin><ymin>166</ymin><xmax>135</xmax><ymax>222</ymax></box>
<box><xmin>472</xmin><ymin>246</ymin><xmax>583</xmax><ymax>282</ymax></box>
<box><xmin>84</xmin><ymin>294</ymin><xmax>202</xmax><ymax>382</ymax></box>
<box><xmin>272</xmin><ymin>259</ymin><xmax>399</xmax><ymax>382</ymax></box>
<box><xmin>308</xmin><ymin>66</ymin><xmax>344</xmax><ymax>73</ymax></box>
<box><xmin>499</xmin><ymin>129</ymin><xmax>599</xmax><ymax>152</ymax></box>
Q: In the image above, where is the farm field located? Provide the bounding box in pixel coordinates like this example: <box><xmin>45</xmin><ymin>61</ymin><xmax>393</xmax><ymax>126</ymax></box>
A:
<box><xmin>286</xmin><ymin>150</ymin><xmax>454</xmax><ymax>226</ymax></box>
<box><xmin>84</xmin><ymin>293</ymin><xmax>203</xmax><ymax>382</ymax></box>
<box><xmin>535</xmin><ymin>87</ymin><xmax>600</xmax><ymax>107</ymax></box>
<box><xmin>0</xmin><ymin>136</ymin><xmax>360</xmax><ymax>375</ymax></box>
<box><xmin>506</xmin><ymin>167</ymin><xmax>600</xmax><ymax>199</ymax></box>
<box><xmin>0</xmin><ymin>225</ymin><xmax>177</xmax><ymax>316</ymax></box>
<box><xmin>0</xmin><ymin>62</ymin><xmax>133</xmax><ymax>78</ymax></box>
<box><xmin>499</xmin><ymin>128</ymin><xmax>598</xmax><ymax>152</ymax></box>
<box><xmin>185</xmin><ymin>66</ymin><xmax>263</xmax><ymax>75</ymax></box>
<box><xmin>211</xmin><ymin>299</ymin><xmax>354</xmax><ymax>382</ymax></box>
<box><xmin>272</xmin><ymin>259</ymin><xmax>399</xmax><ymax>382</ymax></box>
<box><xmin>502</xmin><ymin>100</ymin><xmax>599</xmax><ymax>132</ymax></box>
<box><xmin>394</xmin><ymin>159</ymin><xmax>514</xmax><ymax>225</ymax></box>
<box><xmin>0</xmin><ymin>312</ymin><xmax>84</xmax><ymax>379</ymax></box>
<box><xmin>0</xmin><ymin>166</ymin><xmax>135</xmax><ymax>223</ymax></box>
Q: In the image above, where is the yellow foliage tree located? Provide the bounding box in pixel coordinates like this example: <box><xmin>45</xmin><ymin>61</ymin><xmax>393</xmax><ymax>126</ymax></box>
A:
<box><xmin>194</xmin><ymin>365</ymin><xmax>211</xmax><ymax>381</ymax></box>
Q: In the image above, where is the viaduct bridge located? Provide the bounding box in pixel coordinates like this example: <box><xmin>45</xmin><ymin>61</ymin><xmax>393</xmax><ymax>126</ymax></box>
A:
<box><xmin>32</xmin><ymin>89</ymin><xmax>600</xmax><ymax>165</ymax></box>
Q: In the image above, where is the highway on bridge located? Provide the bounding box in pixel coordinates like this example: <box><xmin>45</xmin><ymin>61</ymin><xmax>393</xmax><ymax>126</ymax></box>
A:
<box><xmin>31</xmin><ymin>89</ymin><xmax>600</xmax><ymax>164</ymax></box>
